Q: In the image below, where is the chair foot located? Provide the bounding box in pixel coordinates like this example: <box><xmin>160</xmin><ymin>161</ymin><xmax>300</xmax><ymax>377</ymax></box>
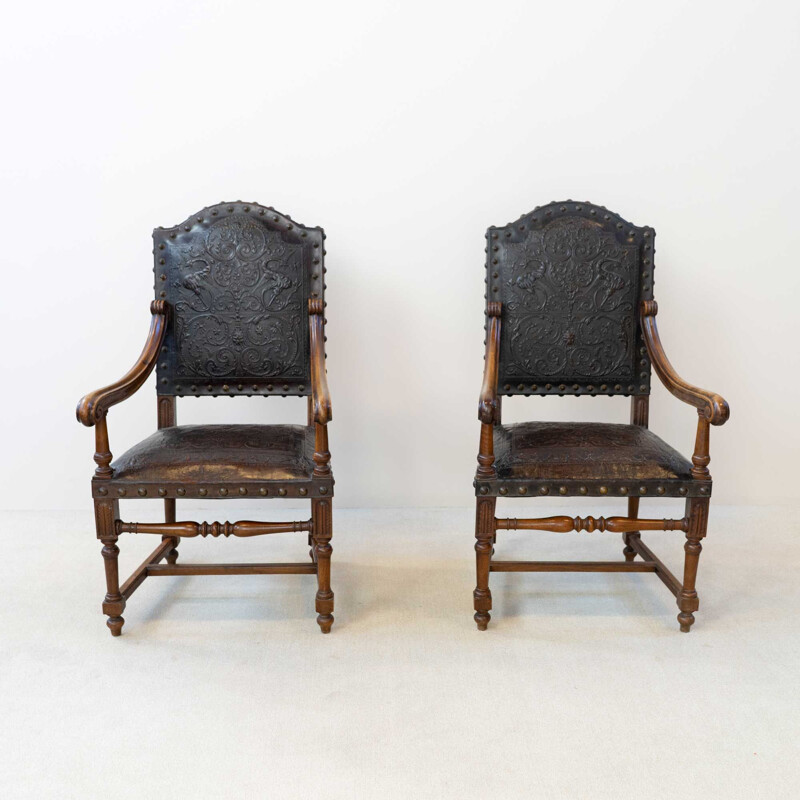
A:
<box><xmin>474</xmin><ymin>611</ymin><xmax>491</xmax><ymax>631</ymax></box>
<box><xmin>317</xmin><ymin>613</ymin><xmax>334</xmax><ymax>633</ymax></box>
<box><xmin>678</xmin><ymin>611</ymin><xmax>695</xmax><ymax>632</ymax></box>
<box><xmin>107</xmin><ymin>616</ymin><xmax>125</xmax><ymax>636</ymax></box>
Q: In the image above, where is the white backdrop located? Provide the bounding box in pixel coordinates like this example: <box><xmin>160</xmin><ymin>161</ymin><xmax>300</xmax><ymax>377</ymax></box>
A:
<box><xmin>1</xmin><ymin>0</ymin><xmax>798</xmax><ymax>510</ymax></box>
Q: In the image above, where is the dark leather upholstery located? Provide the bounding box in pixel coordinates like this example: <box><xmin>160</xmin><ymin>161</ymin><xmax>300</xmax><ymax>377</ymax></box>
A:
<box><xmin>486</xmin><ymin>201</ymin><xmax>654</xmax><ymax>397</ymax></box>
<box><xmin>494</xmin><ymin>422</ymin><xmax>692</xmax><ymax>481</ymax></box>
<box><xmin>153</xmin><ymin>202</ymin><xmax>325</xmax><ymax>397</ymax></box>
<box><xmin>111</xmin><ymin>424</ymin><xmax>315</xmax><ymax>483</ymax></box>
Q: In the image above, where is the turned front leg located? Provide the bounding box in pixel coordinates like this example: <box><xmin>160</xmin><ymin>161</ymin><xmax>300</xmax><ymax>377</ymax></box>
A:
<box><xmin>312</xmin><ymin>498</ymin><xmax>334</xmax><ymax>633</ymax></box>
<box><xmin>678</xmin><ymin>498</ymin><xmax>709</xmax><ymax>632</ymax></box>
<box><xmin>96</xmin><ymin>498</ymin><xmax>125</xmax><ymax>636</ymax></box>
<box><xmin>474</xmin><ymin>496</ymin><xmax>496</xmax><ymax>630</ymax></box>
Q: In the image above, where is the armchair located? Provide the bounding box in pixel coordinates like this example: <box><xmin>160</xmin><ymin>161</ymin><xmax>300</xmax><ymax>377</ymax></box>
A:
<box><xmin>77</xmin><ymin>202</ymin><xmax>335</xmax><ymax>636</ymax></box>
<box><xmin>473</xmin><ymin>201</ymin><xmax>729</xmax><ymax>632</ymax></box>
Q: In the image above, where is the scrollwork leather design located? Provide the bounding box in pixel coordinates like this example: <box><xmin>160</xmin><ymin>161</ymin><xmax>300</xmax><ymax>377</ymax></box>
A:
<box><xmin>154</xmin><ymin>204</ymin><xmax>321</xmax><ymax>395</ymax></box>
<box><xmin>502</xmin><ymin>218</ymin><xmax>637</xmax><ymax>384</ymax></box>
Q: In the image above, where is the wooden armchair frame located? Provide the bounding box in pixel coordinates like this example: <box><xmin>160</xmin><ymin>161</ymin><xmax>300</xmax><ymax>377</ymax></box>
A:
<box><xmin>77</xmin><ymin>203</ymin><xmax>334</xmax><ymax>636</ymax></box>
<box><xmin>473</xmin><ymin>202</ymin><xmax>729</xmax><ymax>632</ymax></box>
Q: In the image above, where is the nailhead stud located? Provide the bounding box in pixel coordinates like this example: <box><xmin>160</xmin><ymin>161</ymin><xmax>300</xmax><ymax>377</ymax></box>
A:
<box><xmin>599</xmin><ymin>486</ymin><xmax>608</xmax><ymax>495</ymax></box>
<box><xmin>138</xmin><ymin>488</ymin><xmax>147</xmax><ymax>496</ymax></box>
<box><xmin>559</xmin><ymin>486</ymin><xmax>567</xmax><ymax>495</ymax></box>
<box><xmin>278</xmin><ymin>488</ymin><xmax>287</xmax><ymax>496</ymax></box>
<box><xmin>259</xmin><ymin>487</ymin><xmax>268</xmax><ymax>495</ymax></box>
<box><xmin>239</xmin><ymin>487</ymin><xmax>247</xmax><ymax>495</ymax></box>
<box><xmin>518</xmin><ymin>486</ymin><xmax>527</xmax><ymax>495</ymax></box>
<box><xmin>299</xmin><ymin>488</ymin><xmax>308</xmax><ymax>496</ymax></box>
<box><xmin>177</xmin><ymin>488</ymin><xmax>186</xmax><ymax>496</ymax></box>
<box><xmin>539</xmin><ymin>486</ymin><xmax>549</xmax><ymax>495</ymax></box>
<box><xmin>679</xmin><ymin>487</ymin><xmax>688</xmax><ymax>496</ymax></box>
<box><xmin>579</xmin><ymin>486</ymin><xmax>588</xmax><ymax>495</ymax></box>
<box><xmin>158</xmin><ymin>488</ymin><xmax>167</xmax><ymax>497</ymax></box>
<box><xmin>97</xmin><ymin>487</ymin><xmax>108</xmax><ymax>495</ymax></box>
<box><xmin>117</xmin><ymin>488</ymin><xmax>126</xmax><ymax>496</ymax></box>
<box><xmin>219</xmin><ymin>488</ymin><xmax>228</xmax><ymax>496</ymax></box>
<box><xmin>499</xmin><ymin>487</ymin><xmax>508</xmax><ymax>495</ymax></box>
<box><xmin>199</xmin><ymin>488</ymin><xmax>207</xmax><ymax>496</ymax></box>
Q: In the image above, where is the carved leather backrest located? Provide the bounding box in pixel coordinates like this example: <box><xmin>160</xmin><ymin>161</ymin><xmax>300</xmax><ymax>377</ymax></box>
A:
<box><xmin>487</xmin><ymin>201</ymin><xmax>655</xmax><ymax>397</ymax></box>
<box><xmin>153</xmin><ymin>202</ymin><xmax>324</xmax><ymax>397</ymax></box>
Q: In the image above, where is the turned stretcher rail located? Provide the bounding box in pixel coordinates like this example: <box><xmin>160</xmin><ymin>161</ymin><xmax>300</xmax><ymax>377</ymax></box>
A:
<box><xmin>115</xmin><ymin>519</ymin><xmax>312</xmax><ymax>538</ymax></box>
<box><xmin>495</xmin><ymin>515</ymin><xmax>689</xmax><ymax>533</ymax></box>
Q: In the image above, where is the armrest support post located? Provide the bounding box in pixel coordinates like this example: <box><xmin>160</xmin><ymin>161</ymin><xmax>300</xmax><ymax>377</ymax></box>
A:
<box><xmin>691</xmin><ymin>413</ymin><xmax>711</xmax><ymax>480</ymax></box>
<box><xmin>93</xmin><ymin>415</ymin><xmax>113</xmax><ymax>479</ymax></box>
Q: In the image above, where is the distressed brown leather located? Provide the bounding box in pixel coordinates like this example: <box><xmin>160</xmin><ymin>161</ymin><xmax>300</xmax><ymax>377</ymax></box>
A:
<box><xmin>494</xmin><ymin>422</ymin><xmax>692</xmax><ymax>481</ymax></box>
<box><xmin>111</xmin><ymin>424</ymin><xmax>315</xmax><ymax>483</ymax></box>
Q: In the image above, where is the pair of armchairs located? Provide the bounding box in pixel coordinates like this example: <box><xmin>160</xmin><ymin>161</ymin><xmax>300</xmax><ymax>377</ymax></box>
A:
<box><xmin>77</xmin><ymin>200</ymin><xmax>729</xmax><ymax>637</ymax></box>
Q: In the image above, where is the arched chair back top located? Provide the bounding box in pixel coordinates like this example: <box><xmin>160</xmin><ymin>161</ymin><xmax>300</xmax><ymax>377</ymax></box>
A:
<box><xmin>486</xmin><ymin>200</ymin><xmax>654</xmax><ymax>398</ymax></box>
<box><xmin>153</xmin><ymin>201</ymin><xmax>325</xmax><ymax>398</ymax></box>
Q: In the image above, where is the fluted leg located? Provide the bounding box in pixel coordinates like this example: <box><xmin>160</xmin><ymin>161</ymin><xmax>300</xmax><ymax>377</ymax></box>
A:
<box><xmin>163</xmin><ymin>498</ymin><xmax>179</xmax><ymax>564</ymax></box>
<box><xmin>312</xmin><ymin>498</ymin><xmax>334</xmax><ymax>633</ymax></box>
<box><xmin>474</xmin><ymin>496</ymin><xmax>496</xmax><ymax>630</ymax></box>
<box><xmin>96</xmin><ymin>498</ymin><xmax>125</xmax><ymax>636</ymax></box>
<box><xmin>678</xmin><ymin>498</ymin><xmax>709</xmax><ymax>632</ymax></box>
<box><xmin>623</xmin><ymin>497</ymin><xmax>639</xmax><ymax>562</ymax></box>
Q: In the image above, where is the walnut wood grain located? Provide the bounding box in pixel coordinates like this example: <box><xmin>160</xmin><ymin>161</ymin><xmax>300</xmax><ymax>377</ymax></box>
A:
<box><xmin>640</xmin><ymin>300</ymin><xmax>729</xmax><ymax>425</ymax></box>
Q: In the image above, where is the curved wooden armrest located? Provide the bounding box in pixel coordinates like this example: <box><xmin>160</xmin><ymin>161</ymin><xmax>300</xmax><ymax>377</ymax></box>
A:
<box><xmin>309</xmin><ymin>299</ymin><xmax>332</xmax><ymax>425</ymax></box>
<box><xmin>76</xmin><ymin>301</ymin><xmax>168</xmax><ymax>427</ymax></box>
<box><xmin>640</xmin><ymin>300</ymin><xmax>729</xmax><ymax>426</ymax></box>
<box><xmin>478</xmin><ymin>302</ymin><xmax>502</xmax><ymax>424</ymax></box>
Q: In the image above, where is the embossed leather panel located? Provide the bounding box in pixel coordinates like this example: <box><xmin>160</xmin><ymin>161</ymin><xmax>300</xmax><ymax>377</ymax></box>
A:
<box><xmin>493</xmin><ymin>422</ymin><xmax>692</xmax><ymax>481</ymax></box>
<box><xmin>153</xmin><ymin>202</ymin><xmax>324</xmax><ymax>396</ymax></box>
<box><xmin>487</xmin><ymin>201</ymin><xmax>654</xmax><ymax>396</ymax></box>
<box><xmin>110</xmin><ymin>424</ymin><xmax>315</xmax><ymax>483</ymax></box>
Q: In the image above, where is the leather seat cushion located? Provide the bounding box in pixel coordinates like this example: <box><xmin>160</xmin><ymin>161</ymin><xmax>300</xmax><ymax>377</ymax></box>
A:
<box><xmin>493</xmin><ymin>422</ymin><xmax>693</xmax><ymax>481</ymax></box>
<box><xmin>110</xmin><ymin>424</ymin><xmax>315</xmax><ymax>483</ymax></box>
